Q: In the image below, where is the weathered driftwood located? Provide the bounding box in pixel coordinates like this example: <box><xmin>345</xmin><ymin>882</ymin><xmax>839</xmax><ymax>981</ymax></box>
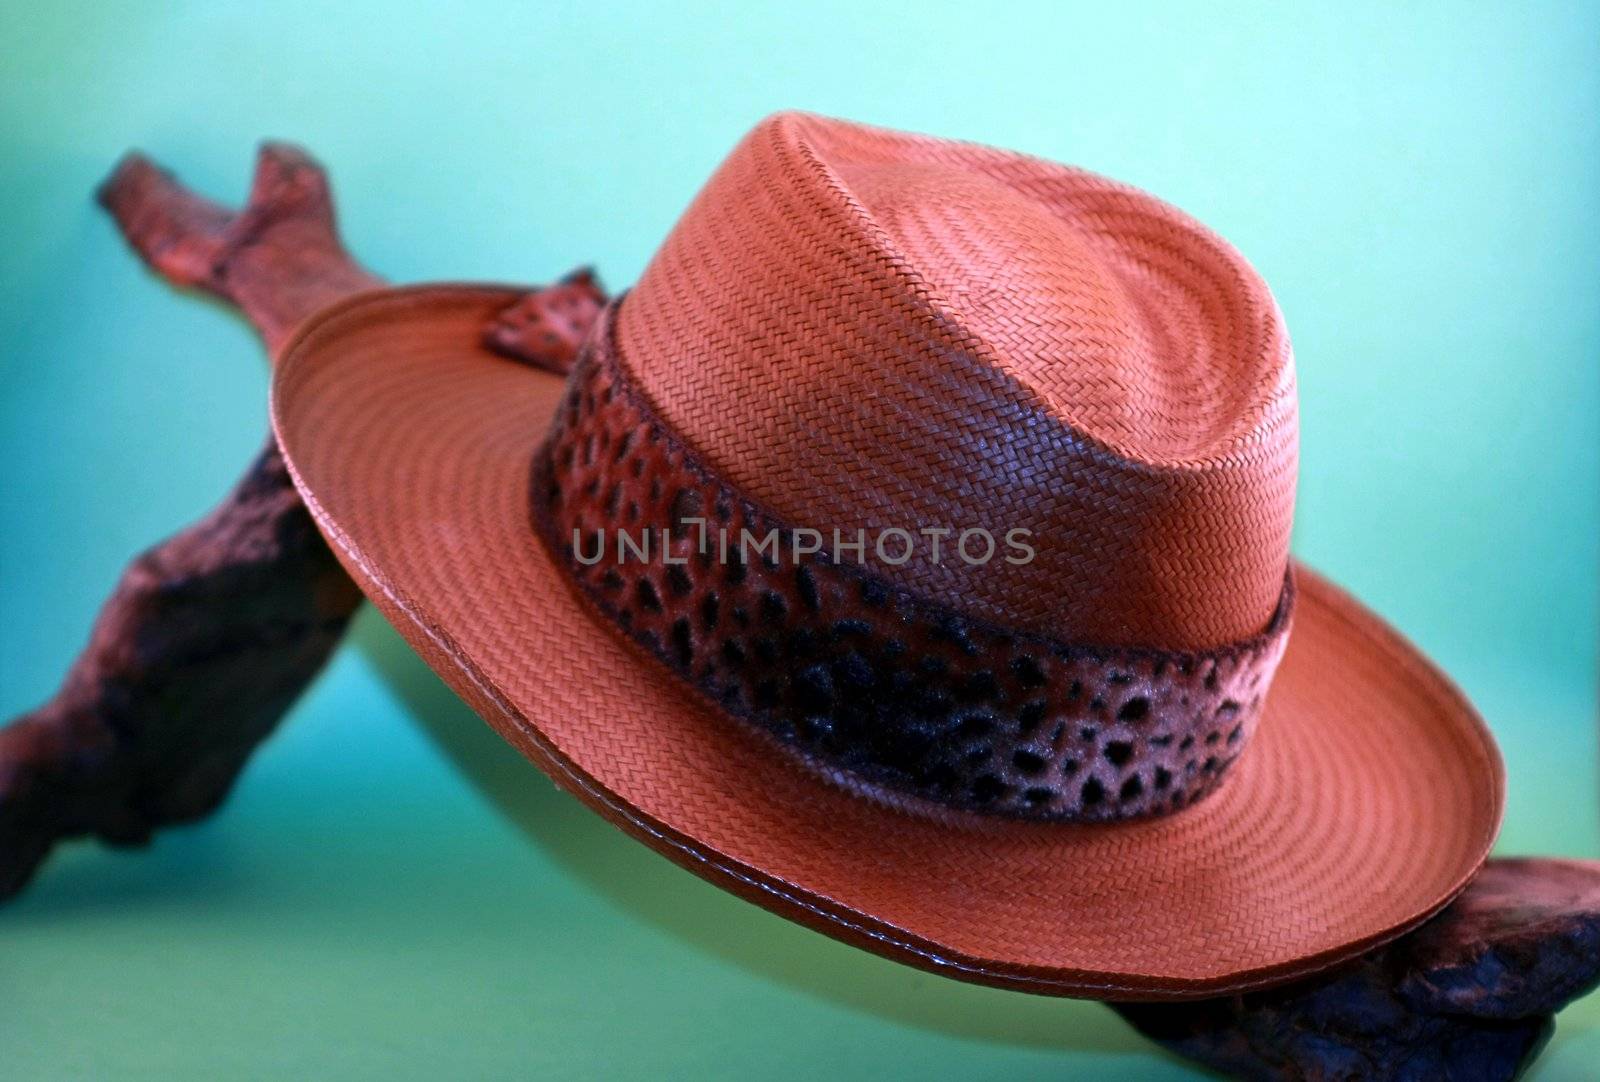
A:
<box><xmin>1114</xmin><ymin>858</ymin><xmax>1600</xmax><ymax>1079</ymax></box>
<box><xmin>98</xmin><ymin>143</ymin><xmax>380</xmax><ymax>353</ymax></box>
<box><xmin>0</xmin><ymin>147</ymin><xmax>602</xmax><ymax>901</ymax></box>
<box><xmin>0</xmin><ymin>440</ymin><xmax>360</xmax><ymax>900</ymax></box>
<box><xmin>1</xmin><ymin>144</ymin><xmax>1595</xmax><ymax>1082</ymax></box>
<box><xmin>0</xmin><ymin>147</ymin><xmax>376</xmax><ymax>898</ymax></box>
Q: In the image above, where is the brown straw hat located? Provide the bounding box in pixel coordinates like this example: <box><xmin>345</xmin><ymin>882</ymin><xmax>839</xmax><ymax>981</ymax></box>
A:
<box><xmin>270</xmin><ymin>113</ymin><xmax>1503</xmax><ymax>1000</ymax></box>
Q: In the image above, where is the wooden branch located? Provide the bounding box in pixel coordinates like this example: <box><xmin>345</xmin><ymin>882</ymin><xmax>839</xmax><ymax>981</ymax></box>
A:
<box><xmin>3</xmin><ymin>142</ymin><xmax>1595</xmax><ymax>1082</ymax></box>
<box><xmin>98</xmin><ymin>143</ymin><xmax>381</xmax><ymax>356</ymax></box>
<box><xmin>0</xmin><ymin>145</ymin><xmax>378</xmax><ymax>898</ymax></box>
<box><xmin>1113</xmin><ymin>858</ymin><xmax>1600</xmax><ymax>1080</ymax></box>
<box><xmin>0</xmin><ymin>441</ymin><xmax>362</xmax><ymax>896</ymax></box>
<box><xmin>1</xmin><ymin>144</ymin><xmax>608</xmax><ymax>901</ymax></box>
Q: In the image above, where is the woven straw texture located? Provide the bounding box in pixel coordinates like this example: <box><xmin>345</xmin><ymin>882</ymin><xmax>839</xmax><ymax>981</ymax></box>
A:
<box><xmin>618</xmin><ymin>113</ymin><xmax>1297</xmax><ymax>650</ymax></box>
<box><xmin>532</xmin><ymin>308</ymin><xmax>1294</xmax><ymax>821</ymax></box>
<box><xmin>271</xmin><ymin>285</ymin><xmax>1501</xmax><ymax>999</ymax></box>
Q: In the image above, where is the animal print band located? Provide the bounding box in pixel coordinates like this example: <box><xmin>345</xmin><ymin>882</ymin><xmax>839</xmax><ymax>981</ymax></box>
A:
<box><xmin>530</xmin><ymin>308</ymin><xmax>1294</xmax><ymax>821</ymax></box>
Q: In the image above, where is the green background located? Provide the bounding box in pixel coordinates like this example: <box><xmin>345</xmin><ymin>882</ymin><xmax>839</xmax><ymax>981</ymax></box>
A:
<box><xmin>2</xmin><ymin>1</ymin><xmax>1596</xmax><ymax>1077</ymax></box>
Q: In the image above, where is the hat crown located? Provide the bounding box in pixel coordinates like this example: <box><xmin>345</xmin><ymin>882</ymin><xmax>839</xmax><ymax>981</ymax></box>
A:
<box><xmin>616</xmin><ymin>113</ymin><xmax>1297</xmax><ymax>650</ymax></box>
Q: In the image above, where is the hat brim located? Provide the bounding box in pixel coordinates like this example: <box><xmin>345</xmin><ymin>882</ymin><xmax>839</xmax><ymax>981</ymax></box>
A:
<box><xmin>271</xmin><ymin>284</ymin><xmax>1503</xmax><ymax>1001</ymax></box>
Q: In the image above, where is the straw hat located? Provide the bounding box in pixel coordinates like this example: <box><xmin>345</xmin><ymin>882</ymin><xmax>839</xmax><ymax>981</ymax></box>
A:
<box><xmin>270</xmin><ymin>113</ymin><xmax>1503</xmax><ymax>999</ymax></box>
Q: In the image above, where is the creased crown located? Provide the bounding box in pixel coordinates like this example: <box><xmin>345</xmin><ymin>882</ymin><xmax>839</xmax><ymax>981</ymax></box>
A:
<box><xmin>615</xmin><ymin>112</ymin><xmax>1297</xmax><ymax>650</ymax></box>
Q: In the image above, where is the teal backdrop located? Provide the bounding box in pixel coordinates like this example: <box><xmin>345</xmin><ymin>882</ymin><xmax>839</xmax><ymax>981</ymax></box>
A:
<box><xmin>2</xmin><ymin>2</ymin><xmax>1596</xmax><ymax>1078</ymax></box>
